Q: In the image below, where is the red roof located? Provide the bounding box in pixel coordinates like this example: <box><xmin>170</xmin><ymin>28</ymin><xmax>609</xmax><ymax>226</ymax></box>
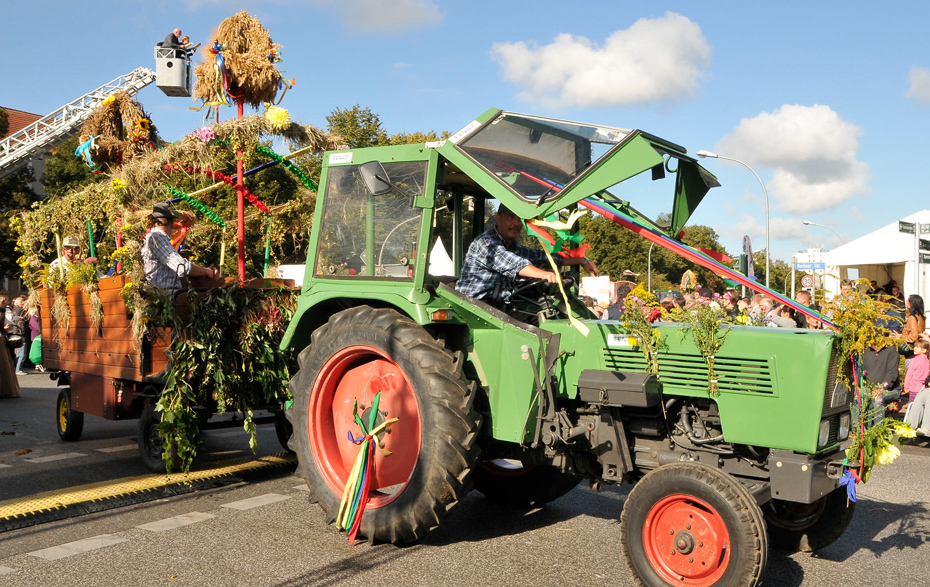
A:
<box><xmin>1</xmin><ymin>107</ymin><xmax>43</xmax><ymax>141</ymax></box>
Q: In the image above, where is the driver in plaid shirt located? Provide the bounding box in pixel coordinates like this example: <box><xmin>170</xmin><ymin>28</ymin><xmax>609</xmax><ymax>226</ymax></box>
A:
<box><xmin>142</xmin><ymin>203</ymin><xmax>219</xmax><ymax>289</ymax></box>
<box><xmin>456</xmin><ymin>204</ymin><xmax>597</xmax><ymax>306</ymax></box>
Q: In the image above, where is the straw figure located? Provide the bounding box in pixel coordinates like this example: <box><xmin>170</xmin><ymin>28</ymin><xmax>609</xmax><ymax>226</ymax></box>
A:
<box><xmin>193</xmin><ymin>12</ymin><xmax>288</xmax><ymax>109</ymax></box>
<box><xmin>78</xmin><ymin>92</ymin><xmax>158</xmax><ymax>169</ymax></box>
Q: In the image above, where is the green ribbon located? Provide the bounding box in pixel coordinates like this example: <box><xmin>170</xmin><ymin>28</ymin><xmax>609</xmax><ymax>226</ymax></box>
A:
<box><xmin>164</xmin><ymin>186</ymin><xmax>227</xmax><ymax>228</ymax></box>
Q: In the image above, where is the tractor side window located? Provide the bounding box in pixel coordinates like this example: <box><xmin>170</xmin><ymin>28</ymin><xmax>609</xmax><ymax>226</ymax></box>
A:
<box><xmin>315</xmin><ymin>161</ymin><xmax>425</xmax><ymax>279</ymax></box>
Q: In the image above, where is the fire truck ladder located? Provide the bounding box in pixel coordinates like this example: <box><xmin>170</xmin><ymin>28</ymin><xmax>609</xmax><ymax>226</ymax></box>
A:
<box><xmin>0</xmin><ymin>67</ymin><xmax>156</xmax><ymax>179</ymax></box>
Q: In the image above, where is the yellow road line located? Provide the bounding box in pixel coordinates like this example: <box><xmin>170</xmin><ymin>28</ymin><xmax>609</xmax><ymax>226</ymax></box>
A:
<box><xmin>0</xmin><ymin>453</ymin><xmax>296</xmax><ymax>520</ymax></box>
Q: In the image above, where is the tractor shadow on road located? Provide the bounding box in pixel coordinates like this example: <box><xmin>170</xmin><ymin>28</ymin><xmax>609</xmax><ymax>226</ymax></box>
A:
<box><xmin>764</xmin><ymin>497</ymin><xmax>930</xmax><ymax>587</ymax></box>
<box><xmin>811</xmin><ymin>497</ymin><xmax>930</xmax><ymax>560</ymax></box>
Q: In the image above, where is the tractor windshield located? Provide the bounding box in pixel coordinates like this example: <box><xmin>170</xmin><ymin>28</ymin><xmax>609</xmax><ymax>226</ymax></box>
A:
<box><xmin>456</xmin><ymin>112</ymin><xmax>631</xmax><ymax>203</ymax></box>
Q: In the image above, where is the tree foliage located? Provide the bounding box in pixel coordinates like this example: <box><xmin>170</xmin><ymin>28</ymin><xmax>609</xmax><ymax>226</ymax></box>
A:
<box><xmin>0</xmin><ymin>107</ymin><xmax>8</xmax><ymax>138</ymax></box>
<box><xmin>579</xmin><ymin>212</ymin><xmax>729</xmax><ymax>292</ymax></box>
<box><xmin>41</xmin><ymin>136</ymin><xmax>96</xmax><ymax>197</ymax></box>
<box><xmin>0</xmin><ymin>166</ymin><xmax>42</xmax><ymax>277</ymax></box>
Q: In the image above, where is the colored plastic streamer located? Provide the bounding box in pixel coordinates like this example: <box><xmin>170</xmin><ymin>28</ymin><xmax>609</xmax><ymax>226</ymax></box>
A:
<box><xmin>164</xmin><ymin>186</ymin><xmax>226</xmax><ymax>228</ymax></box>
<box><xmin>163</xmin><ymin>164</ymin><xmax>270</xmax><ymax>213</ymax></box>
<box><xmin>336</xmin><ymin>391</ymin><xmax>399</xmax><ymax>544</ymax></box>
<box><xmin>255</xmin><ymin>144</ymin><xmax>318</xmax><ymax>191</ymax></box>
<box><xmin>496</xmin><ymin>163</ymin><xmax>835</xmax><ymax>329</ymax></box>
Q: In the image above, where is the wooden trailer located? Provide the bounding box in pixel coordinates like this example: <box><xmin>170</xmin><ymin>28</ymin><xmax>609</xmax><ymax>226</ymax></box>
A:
<box><xmin>40</xmin><ymin>274</ymin><xmax>294</xmax><ymax>471</ymax></box>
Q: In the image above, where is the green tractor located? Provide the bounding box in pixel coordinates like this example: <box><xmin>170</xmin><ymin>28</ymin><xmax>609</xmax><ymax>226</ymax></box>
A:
<box><xmin>281</xmin><ymin>109</ymin><xmax>854</xmax><ymax>585</ymax></box>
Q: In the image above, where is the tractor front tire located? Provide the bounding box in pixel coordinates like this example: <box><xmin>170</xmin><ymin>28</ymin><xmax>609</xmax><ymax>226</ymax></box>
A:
<box><xmin>762</xmin><ymin>488</ymin><xmax>855</xmax><ymax>552</ymax></box>
<box><xmin>620</xmin><ymin>463</ymin><xmax>768</xmax><ymax>587</ymax></box>
<box><xmin>473</xmin><ymin>459</ymin><xmax>580</xmax><ymax>506</ymax></box>
<box><xmin>288</xmin><ymin>306</ymin><xmax>480</xmax><ymax>544</ymax></box>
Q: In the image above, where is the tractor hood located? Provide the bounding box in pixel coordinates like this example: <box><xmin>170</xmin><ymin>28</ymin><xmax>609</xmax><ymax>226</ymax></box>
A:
<box><xmin>438</xmin><ymin>109</ymin><xmax>719</xmax><ymax>236</ymax></box>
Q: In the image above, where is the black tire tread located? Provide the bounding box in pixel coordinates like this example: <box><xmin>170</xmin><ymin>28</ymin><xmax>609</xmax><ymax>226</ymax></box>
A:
<box><xmin>619</xmin><ymin>463</ymin><xmax>768</xmax><ymax>587</ymax></box>
<box><xmin>287</xmin><ymin>306</ymin><xmax>480</xmax><ymax>544</ymax></box>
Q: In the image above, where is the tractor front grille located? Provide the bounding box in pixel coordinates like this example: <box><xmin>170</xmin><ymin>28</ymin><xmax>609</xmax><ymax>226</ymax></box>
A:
<box><xmin>602</xmin><ymin>349</ymin><xmax>775</xmax><ymax>395</ymax></box>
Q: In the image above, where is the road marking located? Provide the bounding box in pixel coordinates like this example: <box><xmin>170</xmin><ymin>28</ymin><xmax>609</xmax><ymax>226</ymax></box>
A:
<box><xmin>0</xmin><ymin>565</ymin><xmax>14</xmax><ymax>575</ymax></box>
<box><xmin>27</xmin><ymin>534</ymin><xmax>127</xmax><ymax>561</ymax></box>
<box><xmin>0</xmin><ymin>464</ymin><xmax>12</xmax><ymax>469</ymax></box>
<box><xmin>24</xmin><ymin>453</ymin><xmax>87</xmax><ymax>463</ymax></box>
<box><xmin>293</xmin><ymin>483</ymin><xmax>309</xmax><ymax>492</ymax></box>
<box><xmin>96</xmin><ymin>444</ymin><xmax>137</xmax><ymax>453</ymax></box>
<box><xmin>222</xmin><ymin>493</ymin><xmax>291</xmax><ymax>511</ymax></box>
<box><xmin>136</xmin><ymin>511</ymin><xmax>216</xmax><ymax>532</ymax></box>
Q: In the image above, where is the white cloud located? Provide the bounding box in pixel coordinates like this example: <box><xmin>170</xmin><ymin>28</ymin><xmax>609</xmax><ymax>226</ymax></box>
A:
<box><xmin>491</xmin><ymin>12</ymin><xmax>710</xmax><ymax>107</ymax></box>
<box><xmin>310</xmin><ymin>0</ymin><xmax>443</xmax><ymax>34</ymax></box>
<box><xmin>906</xmin><ymin>66</ymin><xmax>930</xmax><ymax>102</ymax></box>
<box><xmin>713</xmin><ymin>104</ymin><xmax>869</xmax><ymax>214</ymax></box>
<box><xmin>722</xmin><ymin>215</ymin><xmax>809</xmax><ymax>245</ymax></box>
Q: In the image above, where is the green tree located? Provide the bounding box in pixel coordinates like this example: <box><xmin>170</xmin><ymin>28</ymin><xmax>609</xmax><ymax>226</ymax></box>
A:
<box><xmin>41</xmin><ymin>136</ymin><xmax>96</xmax><ymax>196</ymax></box>
<box><xmin>0</xmin><ymin>166</ymin><xmax>42</xmax><ymax>277</ymax></box>
<box><xmin>0</xmin><ymin>107</ymin><xmax>9</xmax><ymax>137</ymax></box>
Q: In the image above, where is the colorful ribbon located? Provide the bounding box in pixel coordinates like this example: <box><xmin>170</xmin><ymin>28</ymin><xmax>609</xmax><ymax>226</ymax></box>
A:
<box><xmin>163</xmin><ymin>164</ymin><xmax>270</xmax><ymax>213</ymax></box>
<box><xmin>255</xmin><ymin>145</ymin><xmax>318</xmax><ymax>191</ymax></box>
<box><xmin>336</xmin><ymin>391</ymin><xmax>399</xmax><ymax>544</ymax></box>
<box><xmin>163</xmin><ymin>186</ymin><xmax>226</xmax><ymax>227</ymax></box>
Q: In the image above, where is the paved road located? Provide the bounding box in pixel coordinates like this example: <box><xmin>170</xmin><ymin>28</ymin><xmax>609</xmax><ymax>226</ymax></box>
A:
<box><xmin>1</xmin><ymin>374</ymin><xmax>929</xmax><ymax>586</ymax></box>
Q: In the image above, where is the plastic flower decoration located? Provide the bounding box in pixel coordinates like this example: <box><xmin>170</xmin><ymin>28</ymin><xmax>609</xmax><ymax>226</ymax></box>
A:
<box><xmin>264</xmin><ymin>104</ymin><xmax>290</xmax><ymax>131</ymax></box>
<box><xmin>194</xmin><ymin>126</ymin><xmax>216</xmax><ymax>143</ymax></box>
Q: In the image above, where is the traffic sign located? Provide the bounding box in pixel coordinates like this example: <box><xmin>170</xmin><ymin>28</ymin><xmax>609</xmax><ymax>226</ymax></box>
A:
<box><xmin>921</xmin><ymin>223</ymin><xmax>930</xmax><ymax>235</ymax></box>
<box><xmin>794</xmin><ymin>262</ymin><xmax>825</xmax><ymax>271</ymax></box>
<box><xmin>921</xmin><ymin>252</ymin><xmax>930</xmax><ymax>264</ymax></box>
<box><xmin>921</xmin><ymin>239</ymin><xmax>930</xmax><ymax>252</ymax></box>
<box><xmin>900</xmin><ymin>221</ymin><xmax>917</xmax><ymax>234</ymax></box>
<box><xmin>801</xmin><ymin>275</ymin><xmax>814</xmax><ymax>287</ymax></box>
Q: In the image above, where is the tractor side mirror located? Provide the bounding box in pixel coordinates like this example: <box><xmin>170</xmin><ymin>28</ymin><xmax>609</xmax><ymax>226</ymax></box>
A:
<box><xmin>359</xmin><ymin>161</ymin><xmax>394</xmax><ymax>196</ymax></box>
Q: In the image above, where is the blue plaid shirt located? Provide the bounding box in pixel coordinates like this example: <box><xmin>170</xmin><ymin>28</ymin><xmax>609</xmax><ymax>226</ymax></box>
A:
<box><xmin>142</xmin><ymin>227</ymin><xmax>191</xmax><ymax>289</ymax></box>
<box><xmin>456</xmin><ymin>228</ymin><xmax>562</xmax><ymax>303</ymax></box>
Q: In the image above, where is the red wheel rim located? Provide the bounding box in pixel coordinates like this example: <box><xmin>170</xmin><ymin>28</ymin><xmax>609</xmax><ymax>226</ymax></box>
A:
<box><xmin>642</xmin><ymin>494</ymin><xmax>731</xmax><ymax>586</ymax></box>
<box><xmin>308</xmin><ymin>345</ymin><xmax>422</xmax><ymax>507</ymax></box>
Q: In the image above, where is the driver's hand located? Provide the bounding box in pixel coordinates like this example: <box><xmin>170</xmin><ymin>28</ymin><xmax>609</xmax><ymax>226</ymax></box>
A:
<box><xmin>584</xmin><ymin>259</ymin><xmax>599</xmax><ymax>277</ymax></box>
<box><xmin>542</xmin><ymin>271</ymin><xmax>559</xmax><ymax>284</ymax></box>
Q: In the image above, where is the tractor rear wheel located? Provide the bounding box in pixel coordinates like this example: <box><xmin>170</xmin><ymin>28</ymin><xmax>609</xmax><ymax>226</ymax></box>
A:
<box><xmin>288</xmin><ymin>306</ymin><xmax>480</xmax><ymax>544</ymax></box>
<box><xmin>473</xmin><ymin>459</ymin><xmax>581</xmax><ymax>506</ymax></box>
<box><xmin>762</xmin><ymin>488</ymin><xmax>854</xmax><ymax>552</ymax></box>
<box><xmin>620</xmin><ymin>463</ymin><xmax>768</xmax><ymax>587</ymax></box>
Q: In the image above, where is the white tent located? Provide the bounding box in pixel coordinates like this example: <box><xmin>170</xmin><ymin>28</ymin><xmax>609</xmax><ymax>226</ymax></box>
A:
<box><xmin>823</xmin><ymin>209</ymin><xmax>930</xmax><ymax>300</ymax></box>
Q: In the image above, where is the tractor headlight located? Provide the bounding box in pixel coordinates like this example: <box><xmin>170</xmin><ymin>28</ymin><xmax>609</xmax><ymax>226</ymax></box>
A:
<box><xmin>838</xmin><ymin>413</ymin><xmax>850</xmax><ymax>441</ymax></box>
<box><xmin>818</xmin><ymin>419</ymin><xmax>831</xmax><ymax>448</ymax></box>
<box><xmin>831</xmin><ymin>383</ymin><xmax>849</xmax><ymax>408</ymax></box>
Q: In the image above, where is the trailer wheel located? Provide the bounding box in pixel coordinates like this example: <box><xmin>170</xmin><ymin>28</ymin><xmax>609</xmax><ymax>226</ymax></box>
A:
<box><xmin>473</xmin><ymin>459</ymin><xmax>581</xmax><ymax>506</ymax></box>
<box><xmin>56</xmin><ymin>388</ymin><xmax>84</xmax><ymax>441</ymax></box>
<box><xmin>762</xmin><ymin>488</ymin><xmax>854</xmax><ymax>552</ymax></box>
<box><xmin>288</xmin><ymin>306</ymin><xmax>480</xmax><ymax>544</ymax></box>
<box><xmin>621</xmin><ymin>463</ymin><xmax>768</xmax><ymax>587</ymax></box>
<box><xmin>274</xmin><ymin>411</ymin><xmax>293</xmax><ymax>453</ymax></box>
<box><xmin>138</xmin><ymin>403</ymin><xmax>177</xmax><ymax>473</ymax></box>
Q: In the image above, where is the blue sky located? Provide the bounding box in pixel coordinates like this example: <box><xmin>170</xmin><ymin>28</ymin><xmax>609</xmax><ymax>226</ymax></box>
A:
<box><xmin>4</xmin><ymin>1</ymin><xmax>930</xmax><ymax>264</ymax></box>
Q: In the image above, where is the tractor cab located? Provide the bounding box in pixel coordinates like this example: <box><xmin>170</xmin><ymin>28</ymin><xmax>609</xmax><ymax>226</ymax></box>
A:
<box><xmin>154</xmin><ymin>44</ymin><xmax>192</xmax><ymax>97</ymax></box>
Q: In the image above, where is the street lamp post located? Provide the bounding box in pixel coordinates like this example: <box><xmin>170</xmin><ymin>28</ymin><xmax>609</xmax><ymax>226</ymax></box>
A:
<box><xmin>697</xmin><ymin>150</ymin><xmax>770</xmax><ymax>288</ymax></box>
<box><xmin>802</xmin><ymin>220</ymin><xmax>843</xmax><ymax>245</ymax></box>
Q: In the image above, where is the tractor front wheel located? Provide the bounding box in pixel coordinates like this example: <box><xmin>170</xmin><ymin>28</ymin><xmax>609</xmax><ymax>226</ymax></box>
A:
<box><xmin>620</xmin><ymin>463</ymin><xmax>768</xmax><ymax>587</ymax></box>
<box><xmin>762</xmin><ymin>488</ymin><xmax>854</xmax><ymax>552</ymax></box>
<box><xmin>288</xmin><ymin>306</ymin><xmax>480</xmax><ymax>544</ymax></box>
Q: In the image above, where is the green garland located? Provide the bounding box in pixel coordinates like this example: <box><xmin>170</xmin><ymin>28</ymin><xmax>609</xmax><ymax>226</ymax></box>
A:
<box><xmin>256</xmin><ymin>144</ymin><xmax>318</xmax><ymax>191</ymax></box>
<box><xmin>164</xmin><ymin>185</ymin><xmax>227</xmax><ymax>228</ymax></box>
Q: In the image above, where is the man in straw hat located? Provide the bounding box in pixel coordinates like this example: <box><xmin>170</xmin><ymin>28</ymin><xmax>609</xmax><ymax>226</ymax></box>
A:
<box><xmin>49</xmin><ymin>236</ymin><xmax>80</xmax><ymax>275</ymax></box>
<box><xmin>457</xmin><ymin>204</ymin><xmax>598</xmax><ymax>310</ymax></box>
<box><xmin>142</xmin><ymin>203</ymin><xmax>218</xmax><ymax>289</ymax></box>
